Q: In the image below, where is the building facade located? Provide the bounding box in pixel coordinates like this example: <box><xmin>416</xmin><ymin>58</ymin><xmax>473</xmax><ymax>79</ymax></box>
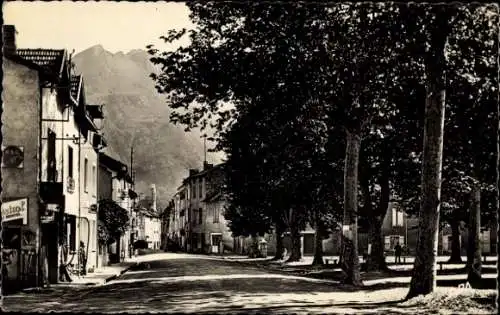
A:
<box><xmin>2</xmin><ymin>25</ymin><xmax>105</xmax><ymax>291</ymax></box>
<box><xmin>97</xmin><ymin>151</ymin><xmax>136</xmax><ymax>265</ymax></box>
<box><xmin>166</xmin><ymin>162</ymin><xmax>237</xmax><ymax>254</ymax></box>
<box><xmin>135</xmin><ymin>185</ymin><xmax>162</xmax><ymax>250</ymax></box>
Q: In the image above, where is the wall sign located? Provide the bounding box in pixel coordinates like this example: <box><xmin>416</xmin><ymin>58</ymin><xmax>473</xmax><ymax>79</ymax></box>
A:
<box><xmin>1</xmin><ymin>198</ymin><xmax>28</xmax><ymax>224</ymax></box>
<box><xmin>1</xmin><ymin>145</ymin><xmax>24</xmax><ymax>168</ymax></box>
<box><xmin>67</xmin><ymin>177</ymin><xmax>75</xmax><ymax>194</ymax></box>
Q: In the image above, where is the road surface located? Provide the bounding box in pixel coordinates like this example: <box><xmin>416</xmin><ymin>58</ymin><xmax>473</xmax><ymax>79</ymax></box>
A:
<box><xmin>1</xmin><ymin>253</ymin><xmax>491</xmax><ymax>314</ymax></box>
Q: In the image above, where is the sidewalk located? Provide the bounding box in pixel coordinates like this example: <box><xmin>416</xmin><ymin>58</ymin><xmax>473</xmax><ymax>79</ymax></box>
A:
<box><xmin>22</xmin><ymin>256</ymin><xmax>141</xmax><ymax>292</ymax></box>
<box><xmin>65</xmin><ymin>258</ymin><xmax>139</xmax><ymax>286</ymax></box>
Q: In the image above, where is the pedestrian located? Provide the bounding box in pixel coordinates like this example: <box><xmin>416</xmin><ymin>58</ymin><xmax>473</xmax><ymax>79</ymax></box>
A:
<box><xmin>394</xmin><ymin>242</ymin><xmax>402</xmax><ymax>264</ymax></box>
<box><xmin>79</xmin><ymin>241</ymin><xmax>87</xmax><ymax>275</ymax></box>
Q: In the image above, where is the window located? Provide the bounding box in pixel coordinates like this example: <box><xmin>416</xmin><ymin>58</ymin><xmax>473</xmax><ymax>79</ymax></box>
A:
<box><xmin>385</xmin><ymin>235</ymin><xmax>404</xmax><ymax>251</ymax></box>
<box><xmin>92</xmin><ymin>165</ymin><xmax>96</xmax><ymax>196</ymax></box>
<box><xmin>193</xmin><ymin>209</ymin><xmax>198</xmax><ymax>224</ymax></box>
<box><xmin>392</xmin><ymin>208</ymin><xmax>404</xmax><ymax>227</ymax></box>
<box><xmin>198</xmin><ymin>208</ymin><xmax>203</xmax><ymax>224</ymax></box>
<box><xmin>84</xmin><ymin>158</ymin><xmax>89</xmax><ymax>192</ymax></box>
<box><xmin>47</xmin><ymin>129</ymin><xmax>56</xmax><ymax>181</ymax></box>
<box><xmin>68</xmin><ymin>146</ymin><xmax>73</xmax><ymax>178</ymax></box>
<box><xmin>384</xmin><ymin>236</ymin><xmax>391</xmax><ymax>250</ymax></box>
<box><xmin>213</xmin><ymin>205</ymin><xmax>219</xmax><ymax>223</ymax></box>
<box><xmin>192</xmin><ymin>181</ymin><xmax>196</xmax><ymax>199</ymax></box>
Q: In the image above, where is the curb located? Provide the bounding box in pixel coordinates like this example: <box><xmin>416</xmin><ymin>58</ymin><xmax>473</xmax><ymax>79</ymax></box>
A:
<box><xmin>103</xmin><ymin>262</ymin><xmax>138</xmax><ymax>284</ymax></box>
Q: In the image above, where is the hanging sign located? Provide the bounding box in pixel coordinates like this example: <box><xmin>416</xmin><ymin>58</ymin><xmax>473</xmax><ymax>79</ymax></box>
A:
<box><xmin>41</xmin><ymin>214</ymin><xmax>55</xmax><ymax>223</ymax></box>
<box><xmin>46</xmin><ymin>204</ymin><xmax>59</xmax><ymax>212</ymax></box>
<box><xmin>2</xmin><ymin>198</ymin><xmax>28</xmax><ymax>224</ymax></box>
<box><xmin>67</xmin><ymin>177</ymin><xmax>75</xmax><ymax>194</ymax></box>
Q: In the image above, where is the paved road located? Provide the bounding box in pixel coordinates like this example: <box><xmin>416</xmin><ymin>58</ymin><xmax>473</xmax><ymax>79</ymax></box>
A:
<box><xmin>2</xmin><ymin>253</ymin><xmax>486</xmax><ymax>314</ymax></box>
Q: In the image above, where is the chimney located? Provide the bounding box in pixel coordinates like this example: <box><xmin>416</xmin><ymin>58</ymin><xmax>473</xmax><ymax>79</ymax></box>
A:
<box><xmin>203</xmin><ymin>162</ymin><xmax>213</xmax><ymax>171</ymax></box>
<box><xmin>189</xmin><ymin>169</ymin><xmax>199</xmax><ymax>177</ymax></box>
<box><xmin>150</xmin><ymin>184</ymin><xmax>157</xmax><ymax>212</ymax></box>
<box><xmin>2</xmin><ymin>25</ymin><xmax>17</xmax><ymax>57</ymax></box>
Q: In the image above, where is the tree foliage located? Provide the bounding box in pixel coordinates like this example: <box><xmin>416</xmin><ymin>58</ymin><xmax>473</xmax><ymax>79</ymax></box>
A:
<box><xmin>148</xmin><ymin>2</ymin><xmax>498</xmax><ymax>293</ymax></box>
<box><xmin>97</xmin><ymin>199</ymin><xmax>130</xmax><ymax>245</ymax></box>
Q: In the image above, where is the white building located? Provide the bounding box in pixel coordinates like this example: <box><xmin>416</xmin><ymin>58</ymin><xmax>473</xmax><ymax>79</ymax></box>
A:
<box><xmin>98</xmin><ymin>151</ymin><xmax>137</xmax><ymax>265</ymax></box>
<box><xmin>136</xmin><ymin>184</ymin><xmax>161</xmax><ymax>250</ymax></box>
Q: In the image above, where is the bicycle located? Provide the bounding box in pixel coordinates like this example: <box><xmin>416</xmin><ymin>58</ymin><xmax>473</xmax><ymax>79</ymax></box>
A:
<box><xmin>64</xmin><ymin>250</ymin><xmax>81</xmax><ymax>277</ymax></box>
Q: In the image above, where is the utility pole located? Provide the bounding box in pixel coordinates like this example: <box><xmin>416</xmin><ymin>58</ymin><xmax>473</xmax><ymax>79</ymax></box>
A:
<box><xmin>130</xmin><ymin>146</ymin><xmax>134</xmax><ymax>188</ymax></box>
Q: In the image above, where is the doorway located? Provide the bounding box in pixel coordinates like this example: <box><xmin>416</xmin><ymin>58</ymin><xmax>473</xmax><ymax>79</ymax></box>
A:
<box><xmin>2</xmin><ymin>225</ymin><xmax>21</xmax><ymax>293</ymax></box>
<box><xmin>41</xmin><ymin>222</ymin><xmax>59</xmax><ymax>284</ymax></box>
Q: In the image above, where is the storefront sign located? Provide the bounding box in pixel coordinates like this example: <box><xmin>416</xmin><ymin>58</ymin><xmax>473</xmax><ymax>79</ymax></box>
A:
<box><xmin>1</xmin><ymin>198</ymin><xmax>28</xmax><ymax>224</ymax></box>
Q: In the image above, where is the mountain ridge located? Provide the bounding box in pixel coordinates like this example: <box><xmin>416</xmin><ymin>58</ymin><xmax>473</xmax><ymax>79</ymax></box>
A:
<box><xmin>73</xmin><ymin>46</ymin><xmax>222</xmax><ymax>209</ymax></box>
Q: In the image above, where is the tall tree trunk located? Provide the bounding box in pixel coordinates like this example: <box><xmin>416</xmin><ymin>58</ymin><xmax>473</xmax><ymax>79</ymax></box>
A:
<box><xmin>407</xmin><ymin>8</ymin><xmax>449</xmax><ymax>299</ymax></box>
<box><xmin>365</xmin><ymin>216</ymin><xmax>387</xmax><ymax>271</ymax></box>
<box><xmin>448</xmin><ymin>219</ymin><xmax>462</xmax><ymax>263</ymax></box>
<box><xmin>365</xmin><ymin>148</ymin><xmax>390</xmax><ymax>272</ymax></box>
<box><xmin>341</xmin><ymin>130</ymin><xmax>362</xmax><ymax>286</ymax></box>
<box><xmin>312</xmin><ymin>209</ymin><xmax>324</xmax><ymax>266</ymax></box>
<box><xmin>248</xmin><ymin>234</ymin><xmax>259</xmax><ymax>258</ymax></box>
<box><xmin>287</xmin><ymin>222</ymin><xmax>302</xmax><ymax>262</ymax></box>
<box><xmin>272</xmin><ymin>223</ymin><xmax>285</xmax><ymax>261</ymax></box>
<box><xmin>467</xmin><ymin>184</ymin><xmax>482</xmax><ymax>287</ymax></box>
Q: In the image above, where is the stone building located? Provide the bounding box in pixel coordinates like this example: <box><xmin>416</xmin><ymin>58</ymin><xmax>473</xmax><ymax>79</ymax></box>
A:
<box><xmin>1</xmin><ymin>25</ymin><xmax>105</xmax><ymax>290</ymax></box>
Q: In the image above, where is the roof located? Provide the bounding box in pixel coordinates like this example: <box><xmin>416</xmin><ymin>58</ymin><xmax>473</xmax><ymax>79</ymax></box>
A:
<box><xmin>136</xmin><ymin>198</ymin><xmax>159</xmax><ymax>218</ymax></box>
<box><xmin>4</xmin><ymin>54</ymin><xmax>45</xmax><ymax>72</ymax></box>
<box><xmin>185</xmin><ymin>162</ymin><xmax>226</xmax><ymax>181</ymax></box>
<box><xmin>99</xmin><ymin>152</ymin><xmax>129</xmax><ymax>175</ymax></box>
<box><xmin>70</xmin><ymin>75</ymin><xmax>82</xmax><ymax>101</ymax></box>
<box><xmin>16</xmin><ymin>49</ymin><xmax>67</xmax><ymax>76</ymax></box>
<box><xmin>202</xmin><ymin>191</ymin><xmax>225</xmax><ymax>203</ymax></box>
<box><xmin>86</xmin><ymin>105</ymin><xmax>104</xmax><ymax>119</ymax></box>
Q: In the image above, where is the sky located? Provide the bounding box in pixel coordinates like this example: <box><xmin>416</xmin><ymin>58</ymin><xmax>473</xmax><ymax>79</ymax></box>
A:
<box><xmin>3</xmin><ymin>1</ymin><xmax>193</xmax><ymax>54</ymax></box>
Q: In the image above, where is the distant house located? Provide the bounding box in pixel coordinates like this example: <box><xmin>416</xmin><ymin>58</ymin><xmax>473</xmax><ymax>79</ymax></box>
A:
<box><xmin>135</xmin><ymin>185</ymin><xmax>161</xmax><ymax>250</ymax></box>
<box><xmin>168</xmin><ymin>162</ymin><xmax>237</xmax><ymax>254</ymax></box>
<box><xmin>98</xmin><ymin>151</ymin><xmax>136</xmax><ymax>264</ymax></box>
<box><xmin>440</xmin><ymin>220</ymin><xmax>497</xmax><ymax>256</ymax></box>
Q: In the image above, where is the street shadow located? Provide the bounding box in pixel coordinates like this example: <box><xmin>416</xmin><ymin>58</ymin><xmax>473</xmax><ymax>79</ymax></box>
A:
<box><xmin>361</xmin><ymin>282</ymin><xmax>410</xmax><ymax>291</ymax></box>
<box><xmin>192</xmin><ymin>298</ymin><xmax>411</xmax><ymax>315</ymax></box>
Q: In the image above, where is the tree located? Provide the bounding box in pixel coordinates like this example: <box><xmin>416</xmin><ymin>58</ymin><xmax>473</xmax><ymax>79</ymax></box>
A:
<box><xmin>315</xmin><ymin>3</ymin><xmax>402</xmax><ymax>285</ymax></box>
<box><xmin>149</xmin><ymin>2</ymin><xmax>401</xmax><ymax>284</ymax></box>
<box><xmin>393</xmin><ymin>5</ymin><xmax>497</xmax><ymax>270</ymax></box>
<box><xmin>97</xmin><ymin>199</ymin><xmax>130</xmax><ymax>245</ymax></box>
<box><xmin>446</xmin><ymin>5</ymin><xmax>498</xmax><ymax>283</ymax></box>
<box><xmin>223</xmin><ymin>95</ymin><xmax>333</xmax><ymax>262</ymax></box>
<box><xmin>401</xmin><ymin>3</ymin><xmax>468</xmax><ymax>299</ymax></box>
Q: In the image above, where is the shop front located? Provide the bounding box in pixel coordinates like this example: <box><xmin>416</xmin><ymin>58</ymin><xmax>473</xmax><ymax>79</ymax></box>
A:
<box><xmin>2</xmin><ymin>198</ymin><xmax>38</xmax><ymax>293</ymax></box>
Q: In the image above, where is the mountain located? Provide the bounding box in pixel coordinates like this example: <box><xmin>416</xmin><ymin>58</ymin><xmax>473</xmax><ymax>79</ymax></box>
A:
<box><xmin>73</xmin><ymin>45</ymin><xmax>223</xmax><ymax>210</ymax></box>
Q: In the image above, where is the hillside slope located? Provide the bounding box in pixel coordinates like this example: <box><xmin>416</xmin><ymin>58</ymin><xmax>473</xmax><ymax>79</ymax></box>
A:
<box><xmin>73</xmin><ymin>45</ymin><xmax>222</xmax><ymax>209</ymax></box>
